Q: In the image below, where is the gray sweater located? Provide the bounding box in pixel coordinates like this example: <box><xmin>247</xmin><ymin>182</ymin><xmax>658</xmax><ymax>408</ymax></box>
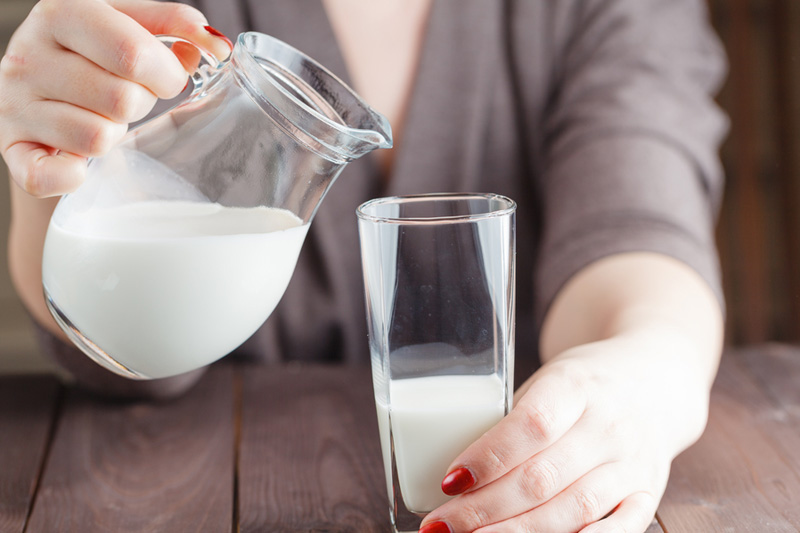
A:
<box><xmin>38</xmin><ymin>0</ymin><xmax>728</xmax><ymax>395</ymax></box>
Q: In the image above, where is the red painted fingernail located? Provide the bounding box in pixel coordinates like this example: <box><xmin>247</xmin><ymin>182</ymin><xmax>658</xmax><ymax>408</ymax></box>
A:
<box><xmin>204</xmin><ymin>25</ymin><xmax>233</xmax><ymax>50</ymax></box>
<box><xmin>441</xmin><ymin>467</ymin><xmax>475</xmax><ymax>496</ymax></box>
<box><xmin>419</xmin><ymin>521</ymin><xmax>452</xmax><ymax>533</ymax></box>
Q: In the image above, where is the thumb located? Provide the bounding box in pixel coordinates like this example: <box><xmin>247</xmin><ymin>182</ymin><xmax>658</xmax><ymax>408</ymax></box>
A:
<box><xmin>6</xmin><ymin>142</ymin><xmax>88</xmax><ymax>198</ymax></box>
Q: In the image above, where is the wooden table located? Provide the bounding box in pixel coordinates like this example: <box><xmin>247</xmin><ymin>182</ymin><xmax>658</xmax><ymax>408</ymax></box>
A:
<box><xmin>1</xmin><ymin>346</ymin><xmax>798</xmax><ymax>532</ymax></box>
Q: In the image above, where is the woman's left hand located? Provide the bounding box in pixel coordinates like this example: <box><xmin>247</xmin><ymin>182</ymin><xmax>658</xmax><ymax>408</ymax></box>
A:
<box><xmin>419</xmin><ymin>330</ymin><xmax>712</xmax><ymax>533</ymax></box>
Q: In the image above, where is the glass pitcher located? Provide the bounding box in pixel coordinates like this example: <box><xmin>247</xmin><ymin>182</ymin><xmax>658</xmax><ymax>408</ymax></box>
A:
<box><xmin>41</xmin><ymin>32</ymin><xmax>392</xmax><ymax>380</ymax></box>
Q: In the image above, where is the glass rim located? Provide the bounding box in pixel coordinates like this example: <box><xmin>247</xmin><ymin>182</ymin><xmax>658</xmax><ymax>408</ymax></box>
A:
<box><xmin>356</xmin><ymin>193</ymin><xmax>517</xmax><ymax>225</ymax></box>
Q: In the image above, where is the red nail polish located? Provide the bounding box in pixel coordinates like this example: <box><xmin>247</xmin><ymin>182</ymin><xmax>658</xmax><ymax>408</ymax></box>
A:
<box><xmin>204</xmin><ymin>25</ymin><xmax>233</xmax><ymax>50</ymax></box>
<box><xmin>441</xmin><ymin>467</ymin><xmax>475</xmax><ymax>496</ymax></box>
<box><xmin>419</xmin><ymin>521</ymin><xmax>452</xmax><ymax>533</ymax></box>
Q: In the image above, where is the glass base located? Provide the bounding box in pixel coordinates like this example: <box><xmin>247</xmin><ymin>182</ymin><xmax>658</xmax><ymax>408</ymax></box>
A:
<box><xmin>44</xmin><ymin>288</ymin><xmax>150</xmax><ymax>380</ymax></box>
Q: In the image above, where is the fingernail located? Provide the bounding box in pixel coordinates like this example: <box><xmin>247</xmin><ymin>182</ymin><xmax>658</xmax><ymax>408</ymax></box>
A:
<box><xmin>419</xmin><ymin>521</ymin><xmax>452</xmax><ymax>533</ymax></box>
<box><xmin>204</xmin><ymin>25</ymin><xmax>233</xmax><ymax>50</ymax></box>
<box><xmin>441</xmin><ymin>467</ymin><xmax>475</xmax><ymax>496</ymax></box>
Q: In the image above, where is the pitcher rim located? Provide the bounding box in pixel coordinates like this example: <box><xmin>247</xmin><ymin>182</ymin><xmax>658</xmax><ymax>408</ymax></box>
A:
<box><xmin>233</xmin><ymin>32</ymin><xmax>393</xmax><ymax>153</ymax></box>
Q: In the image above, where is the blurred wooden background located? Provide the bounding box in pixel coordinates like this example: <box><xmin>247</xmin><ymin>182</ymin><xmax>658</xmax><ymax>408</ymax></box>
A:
<box><xmin>711</xmin><ymin>0</ymin><xmax>800</xmax><ymax>344</ymax></box>
<box><xmin>0</xmin><ymin>0</ymin><xmax>798</xmax><ymax>372</ymax></box>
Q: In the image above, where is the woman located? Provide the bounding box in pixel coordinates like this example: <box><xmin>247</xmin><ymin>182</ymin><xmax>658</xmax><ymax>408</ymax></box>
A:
<box><xmin>0</xmin><ymin>1</ymin><xmax>727</xmax><ymax>531</ymax></box>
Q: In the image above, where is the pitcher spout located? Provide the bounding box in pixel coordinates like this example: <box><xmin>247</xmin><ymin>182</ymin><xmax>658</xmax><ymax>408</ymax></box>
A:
<box><xmin>344</xmin><ymin>109</ymin><xmax>394</xmax><ymax>158</ymax></box>
<box><xmin>233</xmin><ymin>32</ymin><xmax>393</xmax><ymax>163</ymax></box>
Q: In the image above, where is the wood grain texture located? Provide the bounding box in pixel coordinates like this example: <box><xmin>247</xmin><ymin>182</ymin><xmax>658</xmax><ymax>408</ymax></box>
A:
<box><xmin>657</xmin><ymin>350</ymin><xmax>800</xmax><ymax>531</ymax></box>
<box><xmin>238</xmin><ymin>364</ymin><xmax>389</xmax><ymax>532</ymax></box>
<box><xmin>644</xmin><ymin>518</ymin><xmax>664</xmax><ymax>533</ymax></box>
<box><xmin>24</xmin><ymin>364</ymin><xmax>235</xmax><ymax>533</ymax></box>
<box><xmin>737</xmin><ymin>344</ymin><xmax>800</xmax><ymax>410</ymax></box>
<box><xmin>0</xmin><ymin>375</ymin><xmax>61</xmax><ymax>533</ymax></box>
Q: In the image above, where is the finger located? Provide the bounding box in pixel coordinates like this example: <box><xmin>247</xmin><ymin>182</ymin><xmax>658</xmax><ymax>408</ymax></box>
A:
<box><xmin>479</xmin><ymin>462</ymin><xmax>631</xmax><ymax>533</ymax></box>
<box><xmin>442</xmin><ymin>364</ymin><xmax>588</xmax><ymax>496</ymax></box>
<box><xmin>111</xmin><ymin>0</ymin><xmax>234</xmax><ymax>61</ymax></box>
<box><xmin>47</xmin><ymin>0</ymin><xmax>189</xmax><ymax>98</ymax></box>
<box><xmin>423</xmin><ymin>419</ymin><xmax>616</xmax><ymax>533</ymax></box>
<box><xmin>25</xmin><ymin>48</ymin><xmax>157</xmax><ymax>124</ymax></box>
<box><xmin>170</xmin><ymin>40</ymin><xmax>203</xmax><ymax>74</ymax></box>
<box><xmin>5</xmin><ymin>142</ymin><xmax>87</xmax><ymax>197</ymax></box>
<box><xmin>579</xmin><ymin>492</ymin><xmax>659</xmax><ymax>533</ymax></box>
<box><xmin>9</xmin><ymin>99</ymin><xmax>128</xmax><ymax>158</ymax></box>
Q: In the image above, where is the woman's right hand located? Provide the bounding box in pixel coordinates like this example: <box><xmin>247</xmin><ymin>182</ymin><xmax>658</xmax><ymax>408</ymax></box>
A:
<box><xmin>0</xmin><ymin>0</ymin><xmax>232</xmax><ymax>198</ymax></box>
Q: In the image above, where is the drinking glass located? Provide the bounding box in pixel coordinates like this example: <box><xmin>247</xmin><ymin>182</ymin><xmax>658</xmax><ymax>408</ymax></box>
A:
<box><xmin>357</xmin><ymin>193</ymin><xmax>516</xmax><ymax>533</ymax></box>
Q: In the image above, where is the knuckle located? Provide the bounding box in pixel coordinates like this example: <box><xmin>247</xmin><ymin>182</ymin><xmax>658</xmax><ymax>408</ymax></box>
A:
<box><xmin>553</xmin><ymin>358</ymin><xmax>590</xmax><ymax>392</ymax></box>
<box><xmin>0</xmin><ymin>52</ymin><xmax>27</xmax><ymax>80</ymax></box>
<box><xmin>520</xmin><ymin>458</ymin><xmax>560</xmax><ymax>502</ymax></box>
<box><xmin>573</xmin><ymin>486</ymin><xmax>603</xmax><ymax>525</ymax></box>
<box><xmin>516</xmin><ymin>513</ymin><xmax>545</xmax><ymax>533</ymax></box>
<box><xmin>21</xmin><ymin>164</ymin><xmax>48</xmax><ymax>198</ymax></box>
<box><xmin>461</xmin><ymin>502</ymin><xmax>492</xmax><ymax>529</ymax></box>
<box><xmin>114</xmin><ymin>37</ymin><xmax>144</xmax><ymax>79</ymax></box>
<box><xmin>28</xmin><ymin>0</ymin><xmax>55</xmax><ymax>23</ymax></box>
<box><xmin>520</xmin><ymin>403</ymin><xmax>556</xmax><ymax>443</ymax></box>
<box><xmin>85</xmin><ymin>122</ymin><xmax>121</xmax><ymax>156</ymax></box>
<box><xmin>108</xmin><ymin>82</ymin><xmax>137</xmax><ymax>122</ymax></box>
<box><xmin>484</xmin><ymin>445</ymin><xmax>510</xmax><ymax>473</ymax></box>
<box><xmin>601</xmin><ymin>416</ymin><xmax>623</xmax><ymax>440</ymax></box>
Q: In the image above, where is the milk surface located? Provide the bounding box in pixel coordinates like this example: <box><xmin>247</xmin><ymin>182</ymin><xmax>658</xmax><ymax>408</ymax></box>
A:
<box><xmin>42</xmin><ymin>201</ymin><xmax>308</xmax><ymax>378</ymax></box>
<box><xmin>375</xmin><ymin>374</ymin><xmax>506</xmax><ymax>513</ymax></box>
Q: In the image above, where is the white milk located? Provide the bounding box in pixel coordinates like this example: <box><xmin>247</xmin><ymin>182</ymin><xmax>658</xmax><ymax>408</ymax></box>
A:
<box><xmin>42</xmin><ymin>201</ymin><xmax>308</xmax><ymax>379</ymax></box>
<box><xmin>375</xmin><ymin>374</ymin><xmax>506</xmax><ymax>513</ymax></box>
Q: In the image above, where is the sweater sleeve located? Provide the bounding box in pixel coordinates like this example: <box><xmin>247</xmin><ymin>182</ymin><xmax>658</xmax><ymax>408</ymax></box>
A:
<box><xmin>534</xmin><ymin>0</ymin><xmax>729</xmax><ymax>325</ymax></box>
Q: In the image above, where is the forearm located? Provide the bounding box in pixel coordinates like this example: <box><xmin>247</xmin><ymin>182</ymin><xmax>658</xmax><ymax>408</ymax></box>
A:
<box><xmin>7</xmin><ymin>183</ymin><xmax>66</xmax><ymax>341</ymax></box>
<box><xmin>540</xmin><ymin>252</ymin><xmax>724</xmax><ymax>389</ymax></box>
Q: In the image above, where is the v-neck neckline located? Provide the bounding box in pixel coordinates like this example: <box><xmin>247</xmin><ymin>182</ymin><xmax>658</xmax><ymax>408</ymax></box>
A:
<box><xmin>383</xmin><ymin>0</ymin><xmax>503</xmax><ymax>198</ymax></box>
<box><xmin>320</xmin><ymin>0</ymin><xmax>436</xmax><ymax>187</ymax></box>
<box><xmin>233</xmin><ymin>0</ymin><xmax>502</xmax><ymax>195</ymax></box>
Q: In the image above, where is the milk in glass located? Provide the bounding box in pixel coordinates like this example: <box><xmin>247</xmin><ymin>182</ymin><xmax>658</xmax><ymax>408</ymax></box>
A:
<box><xmin>375</xmin><ymin>372</ymin><xmax>506</xmax><ymax>513</ymax></box>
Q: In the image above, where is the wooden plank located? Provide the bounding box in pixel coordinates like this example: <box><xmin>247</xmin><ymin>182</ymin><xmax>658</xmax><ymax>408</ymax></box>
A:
<box><xmin>737</xmin><ymin>344</ymin><xmax>800</xmax><ymax>410</ymax></box>
<box><xmin>25</xmin><ymin>364</ymin><xmax>235</xmax><ymax>533</ymax></box>
<box><xmin>645</xmin><ymin>518</ymin><xmax>664</xmax><ymax>533</ymax></box>
<box><xmin>0</xmin><ymin>375</ymin><xmax>61</xmax><ymax>533</ymax></box>
<box><xmin>238</xmin><ymin>364</ymin><xmax>389</xmax><ymax>532</ymax></box>
<box><xmin>657</xmin><ymin>350</ymin><xmax>800</xmax><ymax>531</ymax></box>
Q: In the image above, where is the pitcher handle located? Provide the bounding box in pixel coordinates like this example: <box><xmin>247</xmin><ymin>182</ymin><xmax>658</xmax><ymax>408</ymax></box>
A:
<box><xmin>121</xmin><ymin>35</ymin><xmax>227</xmax><ymax>139</ymax></box>
<box><xmin>155</xmin><ymin>35</ymin><xmax>227</xmax><ymax>99</ymax></box>
<box><xmin>115</xmin><ymin>35</ymin><xmax>227</xmax><ymax>149</ymax></box>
